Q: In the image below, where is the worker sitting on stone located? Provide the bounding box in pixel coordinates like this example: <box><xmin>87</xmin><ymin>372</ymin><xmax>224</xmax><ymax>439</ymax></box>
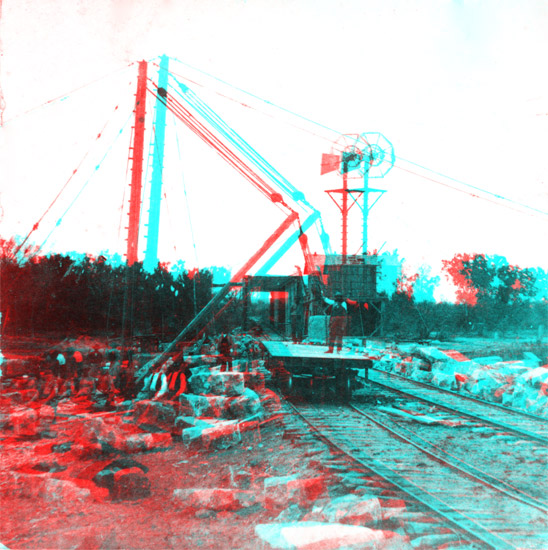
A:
<box><xmin>73</xmin><ymin>365</ymin><xmax>97</xmax><ymax>406</ymax></box>
<box><xmin>136</xmin><ymin>361</ymin><xmax>169</xmax><ymax>401</ymax></box>
<box><xmin>162</xmin><ymin>355</ymin><xmax>188</xmax><ymax>401</ymax></box>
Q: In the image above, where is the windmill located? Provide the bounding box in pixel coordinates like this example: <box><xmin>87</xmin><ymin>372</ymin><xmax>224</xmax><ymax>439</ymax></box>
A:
<box><xmin>321</xmin><ymin>132</ymin><xmax>395</xmax><ymax>263</ymax></box>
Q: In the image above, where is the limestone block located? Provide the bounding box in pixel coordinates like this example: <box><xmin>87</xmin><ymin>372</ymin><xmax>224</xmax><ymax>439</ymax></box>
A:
<box><xmin>517</xmin><ymin>366</ymin><xmax>548</xmax><ymax>389</ymax></box>
<box><xmin>173</xmin><ymin>488</ymin><xmax>241</xmax><ymax>511</ymax></box>
<box><xmin>179</xmin><ymin>393</ymin><xmax>229</xmax><ymax>418</ymax></box>
<box><xmin>307</xmin><ymin>315</ymin><xmax>329</xmax><ymax>343</ymax></box>
<box><xmin>10</xmin><ymin>406</ymin><xmax>38</xmax><ymax>436</ymax></box>
<box><xmin>415</xmin><ymin>347</ymin><xmax>453</xmax><ymax>363</ymax></box>
<box><xmin>189</xmin><ymin>371</ymin><xmax>245</xmax><ymax>396</ymax></box>
<box><xmin>118</xmin><ymin>432</ymin><xmax>172</xmax><ymax>453</ymax></box>
<box><xmin>431</xmin><ymin>370</ymin><xmax>457</xmax><ymax>390</ymax></box>
<box><xmin>303</xmin><ymin>494</ymin><xmax>382</xmax><ymax>526</ymax></box>
<box><xmin>110</xmin><ymin>469</ymin><xmax>151</xmax><ymax>501</ymax></box>
<box><xmin>133</xmin><ymin>400</ymin><xmax>177</xmax><ymax>429</ymax></box>
<box><xmin>254</xmin><ymin>522</ymin><xmax>411</xmax><ymax>550</ymax></box>
<box><xmin>257</xmin><ymin>388</ymin><xmax>282</xmax><ymax>414</ymax></box>
<box><xmin>263</xmin><ymin>475</ymin><xmax>327</xmax><ymax>510</ymax></box>
<box><xmin>227</xmin><ymin>387</ymin><xmax>263</xmax><ymax>419</ymax></box>
<box><xmin>202</xmin><ymin>420</ymin><xmax>241</xmax><ymax>449</ymax></box>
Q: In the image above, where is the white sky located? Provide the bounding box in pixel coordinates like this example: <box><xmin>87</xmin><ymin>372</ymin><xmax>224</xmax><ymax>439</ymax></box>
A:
<box><xmin>1</xmin><ymin>0</ymin><xmax>547</xmax><ymax>294</ymax></box>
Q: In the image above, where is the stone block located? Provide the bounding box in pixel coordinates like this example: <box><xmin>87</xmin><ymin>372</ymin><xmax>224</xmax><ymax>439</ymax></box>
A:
<box><xmin>0</xmin><ymin>472</ymin><xmax>91</xmax><ymax>504</ymax></box>
<box><xmin>173</xmin><ymin>488</ymin><xmax>241</xmax><ymax>512</ymax></box>
<box><xmin>202</xmin><ymin>421</ymin><xmax>241</xmax><ymax>450</ymax></box>
<box><xmin>93</xmin><ymin>458</ymin><xmax>150</xmax><ymax>500</ymax></box>
<box><xmin>182</xmin><ymin>426</ymin><xmax>205</xmax><ymax>445</ymax></box>
<box><xmin>133</xmin><ymin>400</ymin><xmax>177</xmax><ymax>429</ymax></box>
<box><xmin>118</xmin><ymin>432</ymin><xmax>172</xmax><ymax>453</ymax></box>
<box><xmin>43</xmin><ymin>478</ymin><xmax>91</xmax><ymax>504</ymax></box>
<box><xmin>227</xmin><ymin>387</ymin><xmax>263</xmax><ymax>419</ymax></box>
<box><xmin>10</xmin><ymin>406</ymin><xmax>38</xmax><ymax>436</ymax></box>
<box><xmin>189</xmin><ymin>371</ymin><xmax>245</xmax><ymax>396</ymax></box>
<box><xmin>110</xmin><ymin>469</ymin><xmax>151</xmax><ymax>501</ymax></box>
<box><xmin>518</xmin><ymin>366</ymin><xmax>548</xmax><ymax>388</ymax></box>
<box><xmin>179</xmin><ymin>393</ymin><xmax>229</xmax><ymax>417</ymax></box>
<box><xmin>39</xmin><ymin>404</ymin><xmax>56</xmax><ymax>425</ymax></box>
<box><xmin>241</xmin><ymin>371</ymin><xmax>266</xmax><ymax>391</ymax></box>
<box><xmin>307</xmin><ymin>315</ymin><xmax>329</xmax><ymax>343</ymax></box>
<box><xmin>303</xmin><ymin>494</ymin><xmax>382</xmax><ymax>526</ymax></box>
<box><xmin>431</xmin><ymin>370</ymin><xmax>457</xmax><ymax>390</ymax></box>
<box><xmin>257</xmin><ymin>388</ymin><xmax>281</xmax><ymax>414</ymax></box>
<box><xmin>263</xmin><ymin>475</ymin><xmax>327</xmax><ymax>510</ymax></box>
<box><xmin>416</xmin><ymin>347</ymin><xmax>454</xmax><ymax>363</ymax></box>
<box><xmin>254</xmin><ymin>522</ymin><xmax>411</xmax><ymax>550</ymax></box>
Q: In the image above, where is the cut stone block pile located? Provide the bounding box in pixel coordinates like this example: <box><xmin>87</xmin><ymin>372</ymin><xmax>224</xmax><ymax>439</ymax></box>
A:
<box><xmin>372</xmin><ymin>344</ymin><xmax>548</xmax><ymax>416</ymax></box>
<box><xmin>0</xmin><ymin>354</ymin><xmax>280</xmax><ymax>512</ymax></box>
<box><xmin>177</xmin><ymin>360</ymin><xmax>281</xmax><ymax>450</ymax></box>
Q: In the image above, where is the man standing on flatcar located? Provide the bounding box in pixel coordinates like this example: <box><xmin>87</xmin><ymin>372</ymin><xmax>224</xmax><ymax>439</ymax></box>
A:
<box><xmin>323</xmin><ymin>291</ymin><xmax>349</xmax><ymax>353</ymax></box>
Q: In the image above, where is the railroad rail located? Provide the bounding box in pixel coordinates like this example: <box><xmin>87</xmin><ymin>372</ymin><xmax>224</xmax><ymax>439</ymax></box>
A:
<box><xmin>287</xmin><ymin>401</ymin><xmax>548</xmax><ymax>550</ymax></box>
<box><xmin>368</xmin><ymin>368</ymin><xmax>548</xmax><ymax>444</ymax></box>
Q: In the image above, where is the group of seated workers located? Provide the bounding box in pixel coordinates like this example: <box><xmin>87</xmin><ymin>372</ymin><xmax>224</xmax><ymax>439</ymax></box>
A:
<box><xmin>19</xmin><ymin>347</ymin><xmax>142</xmax><ymax>411</ymax></box>
<box><xmin>13</xmin><ymin>329</ymin><xmax>263</xmax><ymax>414</ymax></box>
<box><xmin>136</xmin><ymin>352</ymin><xmax>190</xmax><ymax>403</ymax></box>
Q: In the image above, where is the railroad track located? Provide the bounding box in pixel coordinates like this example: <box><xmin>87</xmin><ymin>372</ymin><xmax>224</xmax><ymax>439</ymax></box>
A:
<box><xmin>288</xmin><ymin>400</ymin><xmax>548</xmax><ymax>550</ymax></box>
<box><xmin>368</xmin><ymin>368</ymin><xmax>548</xmax><ymax>443</ymax></box>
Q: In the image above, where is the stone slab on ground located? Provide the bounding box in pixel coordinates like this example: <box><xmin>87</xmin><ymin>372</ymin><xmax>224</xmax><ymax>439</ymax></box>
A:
<box><xmin>263</xmin><ymin>475</ymin><xmax>327</xmax><ymax>510</ymax></box>
<box><xmin>255</xmin><ymin>521</ymin><xmax>411</xmax><ymax>550</ymax></box>
<box><xmin>133</xmin><ymin>400</ymin><xmax>177</xmax><ymax>430</ymax></box>
<box><xmin>179</xmin><ymin>393</ymin><xmax>230</xmax><ymax>418</ymax></box>
<box><xmin>9</xmin><ymin>406</ymin><xmax>39</xmax><ymax>436</ymax></box>
<box><xmin>172</xmin><ymin>487</ymin><xmax>249</xmax><ymax>512</ymax></box>
<box><xmin>0</xmin><ymin>471</ymin><xmax>92</xmax><ymax>504</ymax></box>
<box><xmin>81</xmin><ymin>415</ymin><xmax>172</xmax><ymax>453</ymax></box>
<box><xmin>189</xmin><ymin>370</ymin><xmax>245</xmax><ymax>396</ymax></box>
<box><xmin>303</xmin><ymin>494</ymin><xmax>382</xmax><ymax>526</ymax></box>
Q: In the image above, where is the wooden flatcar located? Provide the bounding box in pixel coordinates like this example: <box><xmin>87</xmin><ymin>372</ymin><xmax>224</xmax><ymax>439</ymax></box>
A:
<box><xmin>262</xmin><ymin>341</ymin><xmax>370</xmax><ymax>401</ymax></box>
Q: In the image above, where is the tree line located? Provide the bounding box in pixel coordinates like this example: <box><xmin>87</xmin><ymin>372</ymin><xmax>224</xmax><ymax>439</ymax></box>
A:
<box><xmin>1</xmin><ymin>237</ymin><xmax>546</xmax><ymax>341</ymax></box>
<box><xmin>0</xmin><ymin>238</ymin><xmax>212</xmax><ymax>338</ymax></box>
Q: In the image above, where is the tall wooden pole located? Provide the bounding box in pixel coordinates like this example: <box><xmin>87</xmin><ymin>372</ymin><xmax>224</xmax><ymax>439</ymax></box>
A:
<box><xmin>126</xmin><ymin>60</ymin><xmax>148</xmax><ymax>266</ymax></box>
<box><xmin>144</xmin><ymin>55</ymin><xmax>169</xmax><ymax>272</ymax></box>
<box><xmin>342</xmin><ymin>163</ymin><xmax>348</xmax><ymax>264</ymax></box>
<box><xmin>122</xmin><ymin>60</ymin><xmax>147</xmax><ymax>348</ymax></box>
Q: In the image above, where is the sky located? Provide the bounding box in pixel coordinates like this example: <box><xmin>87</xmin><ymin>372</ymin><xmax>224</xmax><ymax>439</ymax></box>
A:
<box><xmin>1</xmin><ymin>0</ymin><xmax>547</xmax><ymax>297</ymax></box>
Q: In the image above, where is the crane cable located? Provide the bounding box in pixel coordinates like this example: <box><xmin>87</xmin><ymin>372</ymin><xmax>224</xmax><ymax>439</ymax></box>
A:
<box><xmin>2</xmin><ymin>62</ymin><xmax>137</xmax><ymax>127</ymax></box>
<box><xmin>15</xmin><ymin>100</ymin><xmax>128</xmax><ymax>257</ymax></box>
<box><xmin>167</xmin><ymin>72</ymin><xmax>313</xmax><ymax>210</ymax></box>
<box><xmin>173</xmin><ymin>112</ymin><xmax>199</xmax><ymax>266</ymax></box>
<box><xmin>167</xmin><ymin>57</ymin><xmax>547</xmax><ymax>220</ymax></box>
<box><xmin>147</xmin><ymin>82</ymin><xmax>293</xmax><ymax>218</ymax></box>
<box><xmin>31</xmin><ymin>108</ymin><xmax>135</xmax><ymax>259</ymax></box>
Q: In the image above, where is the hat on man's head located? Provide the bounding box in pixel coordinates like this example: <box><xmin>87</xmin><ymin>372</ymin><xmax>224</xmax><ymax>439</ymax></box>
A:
<box><xmin>334</xmin><ymin>291</ymin><xmax>343</xmax><ymax>300</ymax></box>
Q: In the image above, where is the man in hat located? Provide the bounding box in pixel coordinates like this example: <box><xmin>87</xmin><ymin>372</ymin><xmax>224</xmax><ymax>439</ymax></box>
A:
<box><xmin>323</xmin><ymin>291</ymin><xmax>348</xmax><ymax>353</ymax></box>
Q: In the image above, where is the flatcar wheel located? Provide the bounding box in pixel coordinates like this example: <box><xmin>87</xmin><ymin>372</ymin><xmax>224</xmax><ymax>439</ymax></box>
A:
<box><xmin>335</xmin><ymin>372</ymin><xmax>352</xmax><ymax>402</ymax></box>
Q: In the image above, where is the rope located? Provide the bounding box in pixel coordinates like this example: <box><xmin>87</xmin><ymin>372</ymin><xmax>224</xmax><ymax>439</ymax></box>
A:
<box><xmin>147</xmin><ymin>82</ymin><xmax>292</xmax><ymax>218</ymax></box>
<box><xmin>395</xmin><ymin>156</ymin><xmax>548</xmax><ymax>218</ymax></box>
<box><xmin>393</xmin><ymin>163</ymin><xmax>548</xmax><ymax>219</ymax></box>
<box><xmin>173</xmin><ymin>114</ymin><xmax>199</xmax><ymax>266</ymax></box>
<box><xmin>166</xmin><ymin>73</ymin><xmax>313</xmax><ymax>209</ymax></box>
<box><xmin>2</xmin><ymin>63</ymin><xmax>136</xmax><ymax>127</ymax></box>
<box><xmin>152</xmin><ymin>62</ymin><xmax>337</xmax><ymax>148</ymax></box>
<box><xmin>32</xmin><ymin>109</ymin><xmax>135</xmax><ymax>258</ymax></box>
<box><xmin>167</xmin><ymin>57</ymin><xmax>545</xmax><ymax>220</ymax></box>
<box><xmin>15</xmin><ymin>102</ymin><xmax>126</xmax><ymax>256</ymax></box>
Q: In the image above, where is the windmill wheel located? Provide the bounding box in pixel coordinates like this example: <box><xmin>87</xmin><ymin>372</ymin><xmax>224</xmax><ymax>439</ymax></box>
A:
<box><xmin>360</xmin><ymin>132</ymin><xmax>395</xmax><ymax>178</ymax></box>
<box><xmin>331</xmin><ymin>134</ymin><xmax>372</xmax><ymax>179</ymax></box>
